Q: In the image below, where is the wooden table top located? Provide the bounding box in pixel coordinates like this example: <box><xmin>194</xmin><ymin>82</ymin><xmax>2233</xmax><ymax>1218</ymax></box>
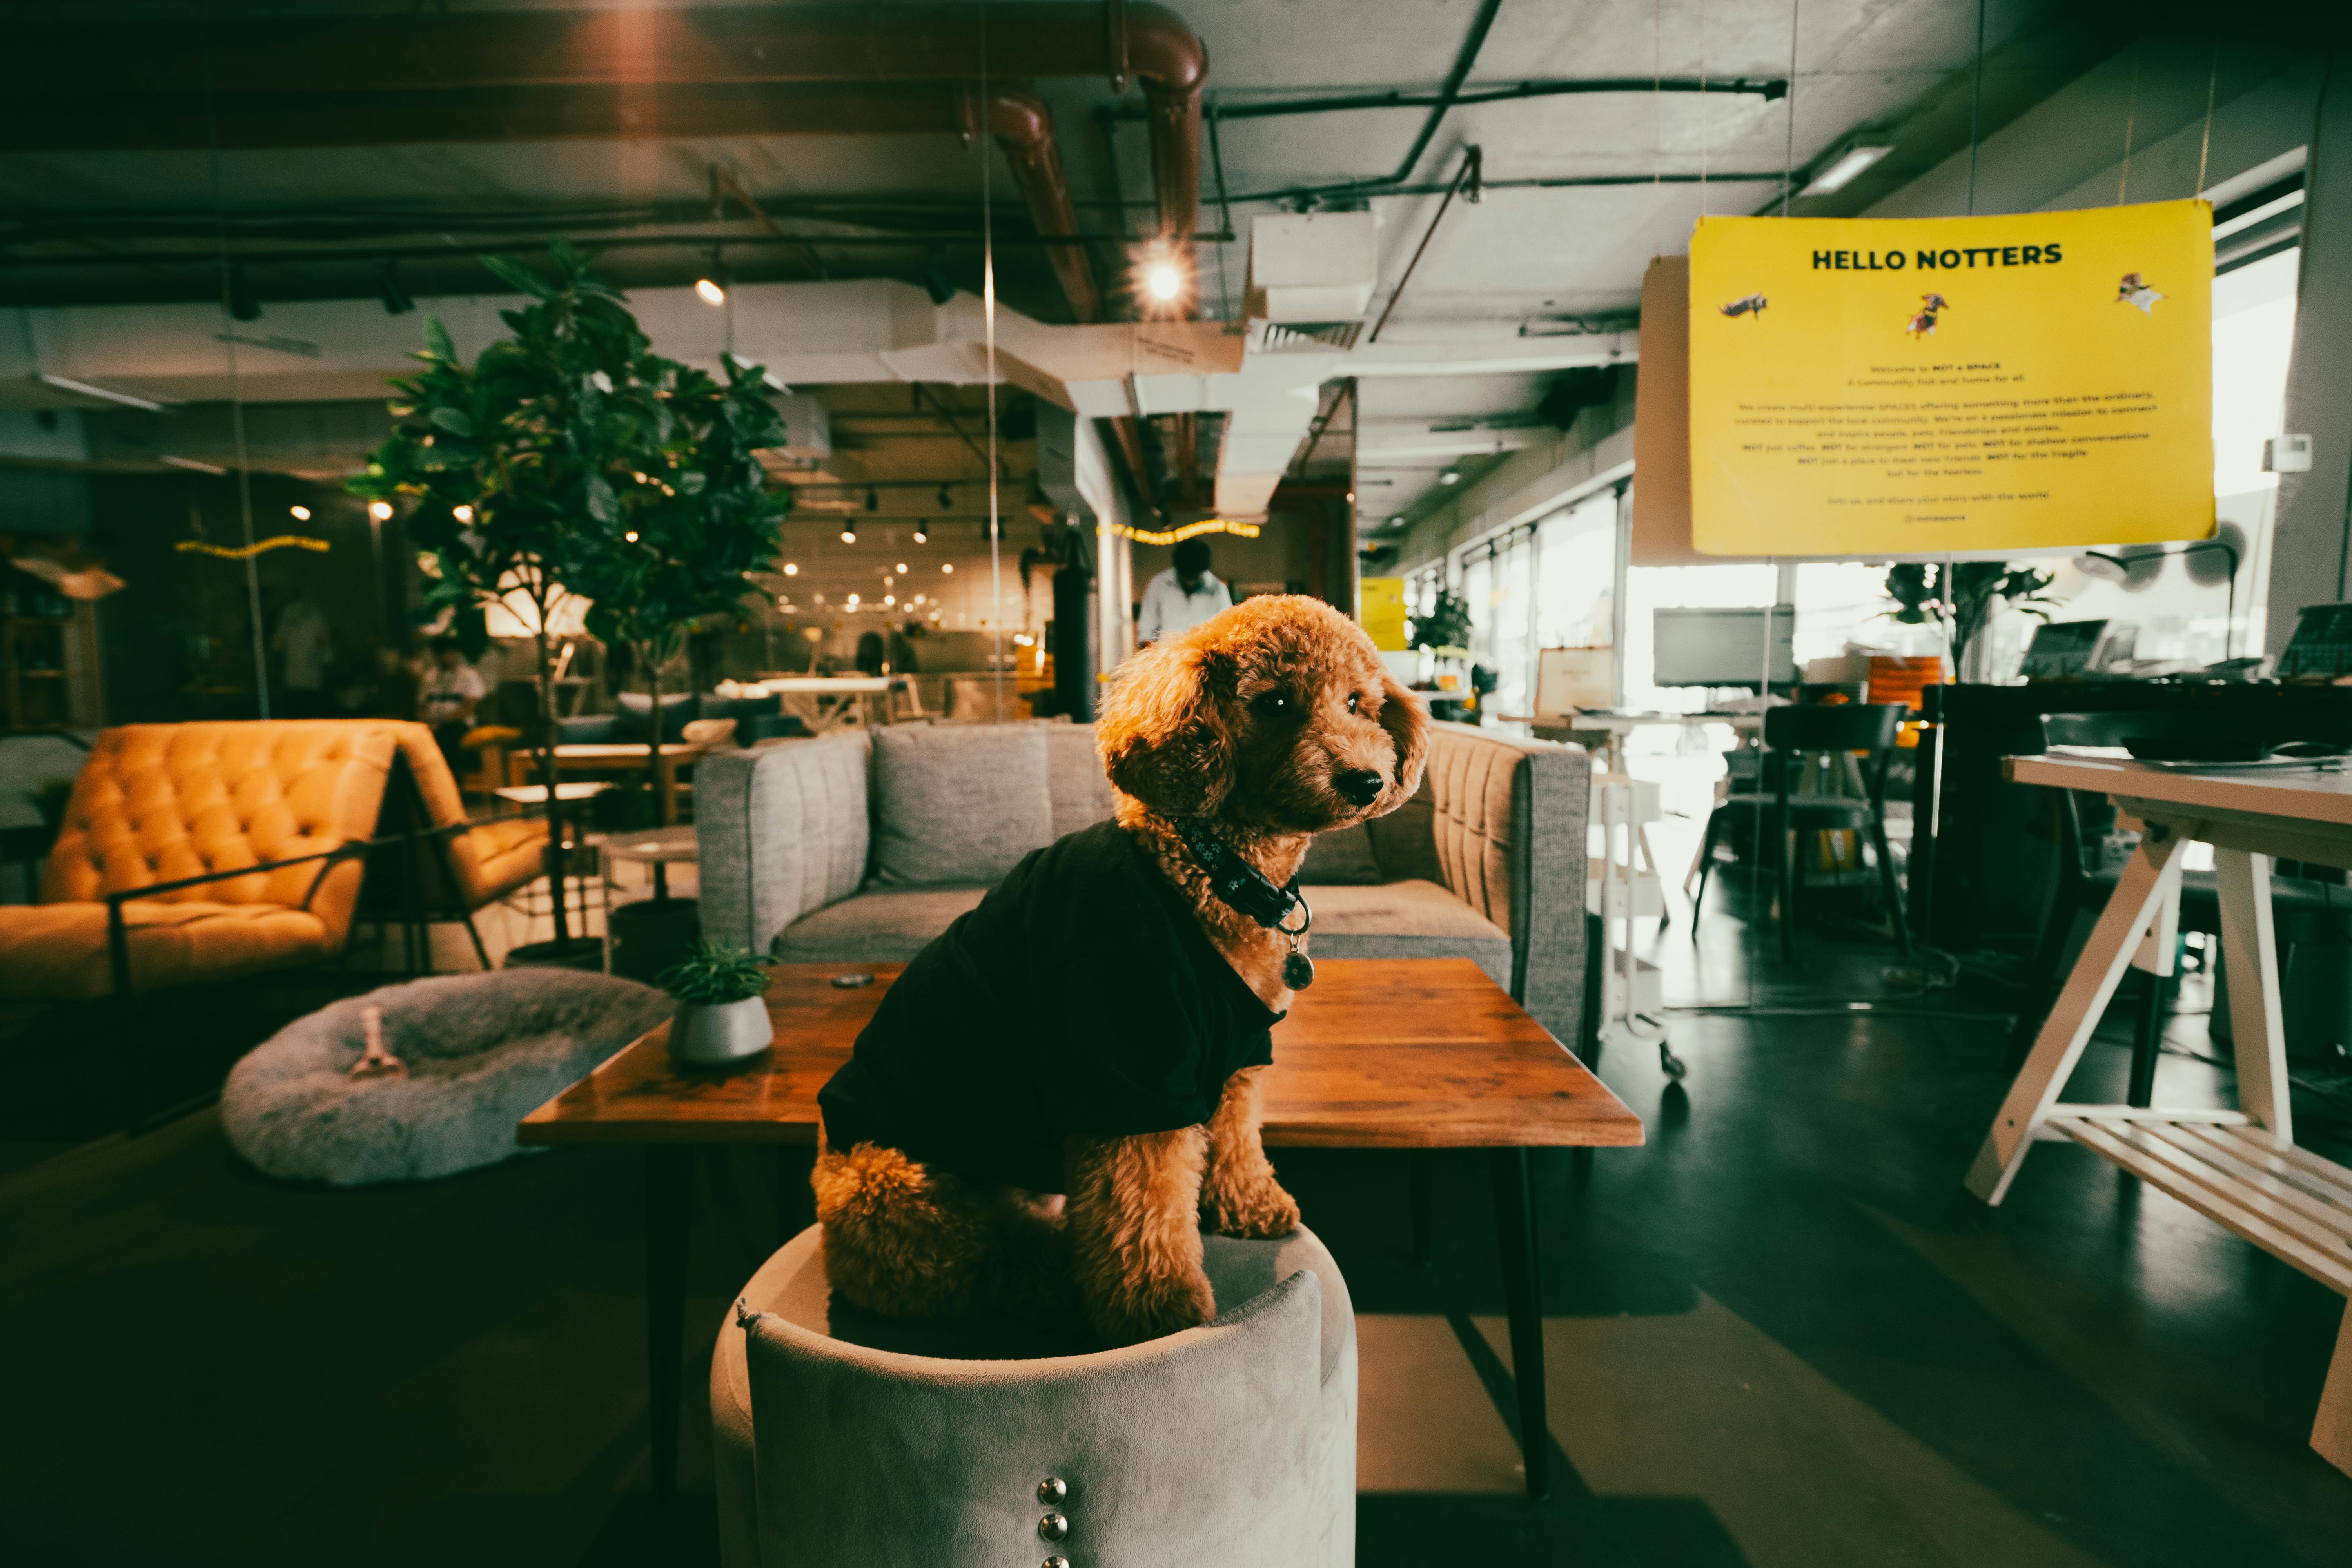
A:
<box><xmin>519</xmin><ymin>958</ymin><xmax>1642</xmax><ymax>1152</ymax></box>
<box><xmin>549</xmin><ymin>742</ymin><xmax>710</xmax><ymax>760</ymax></box>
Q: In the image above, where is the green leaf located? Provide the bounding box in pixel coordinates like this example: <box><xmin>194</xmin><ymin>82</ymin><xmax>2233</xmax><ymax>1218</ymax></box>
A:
<box><xmin>481</xmin><ymin>253</ymin><xmax>556</xmax><ymax>299</ymax></box>
<box><xmin>420</xmin><ymin>315</ymin><xmax>456</xmax><ymax>363</ymax></box>
<box><xmin>428</xmin><ymin>406</ymin><xmax>476</xmax><ymax>437</ymax></box>
<box><xmin>585</xmin><ymin>475</ymin><xmax>620</xmax><ymax>524</ymax></box>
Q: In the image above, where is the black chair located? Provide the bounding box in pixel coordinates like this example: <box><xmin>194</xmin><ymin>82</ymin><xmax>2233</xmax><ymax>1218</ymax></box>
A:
<box><xmin>1692</xmin><ymin>703</ymin><xmax>1912</xmax><ymax>961</ymax></box>
<box><xmin>2011</xmin><ymin>712</ymin><xmax>2350</xmax><ymax>1100</ymax></box>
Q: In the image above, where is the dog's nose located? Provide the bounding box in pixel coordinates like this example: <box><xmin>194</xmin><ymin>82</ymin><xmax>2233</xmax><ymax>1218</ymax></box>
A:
<box><xmin>1334</xmin><ymin>768</ymin><xmax>1384</xmax><ymax>807</ymax></box>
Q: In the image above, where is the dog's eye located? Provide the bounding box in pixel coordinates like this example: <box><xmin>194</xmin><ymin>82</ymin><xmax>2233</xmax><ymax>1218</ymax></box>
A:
<box><xmin>1253</xmin><ymin>690</ymin><xmax>1291</xmax><ymax>717</ymax></box>
<box><xmin>1347</xmin><ymin>692</ymin><xmax>1361</xmax><ymax>714</ymax></box>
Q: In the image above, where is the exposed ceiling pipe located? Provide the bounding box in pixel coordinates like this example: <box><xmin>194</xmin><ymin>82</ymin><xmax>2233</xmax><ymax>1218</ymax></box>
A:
<box><xmin>11</xmin><ymin>4</ymin><xmax>1207</xmax><ymax>273</ymax></box>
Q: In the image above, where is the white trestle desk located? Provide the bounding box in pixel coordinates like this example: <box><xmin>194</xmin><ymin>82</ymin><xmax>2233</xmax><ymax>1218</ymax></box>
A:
<box><xmin>1968</xmin><ymin>751</ymin><xmax>2352</xmax><ymax>1475</ymax></box>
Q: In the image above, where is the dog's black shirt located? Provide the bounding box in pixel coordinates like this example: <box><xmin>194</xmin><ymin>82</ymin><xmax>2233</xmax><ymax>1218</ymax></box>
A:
<box><xmin>817</xmin><ymin>819</ymin><xmax>1283</xmax><ymax>1194</ymax></box>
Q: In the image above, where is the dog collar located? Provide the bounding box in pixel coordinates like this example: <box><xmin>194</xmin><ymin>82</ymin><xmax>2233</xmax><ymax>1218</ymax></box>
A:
<box><xmin>1171</xmin><ymin>819</ymin><xmax>1316</xmax><ymax>991</ymax></box>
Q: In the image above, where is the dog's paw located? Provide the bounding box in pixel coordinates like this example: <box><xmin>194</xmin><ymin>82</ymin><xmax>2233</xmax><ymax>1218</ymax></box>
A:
<box><xmin>1092</xmin><ymin>1266</ymin><xmax>1216</xmax><ymax>1346</ymax></box>
<box><xmin>1200</xmin><ymin>1167</ymin><xmax>1302</xmax><ymax>1240</ymax></box>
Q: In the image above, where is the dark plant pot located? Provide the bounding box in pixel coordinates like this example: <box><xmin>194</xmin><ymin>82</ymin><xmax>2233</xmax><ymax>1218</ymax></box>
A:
<box><xmin>503</xmin><ymin>936</ymin><xmax>607</xmax><ymax>972</ymax></box>
<box><xmin>608</xmin><ymin>896</ymin><xmax>702</xmax><ymax>985</ymax></box>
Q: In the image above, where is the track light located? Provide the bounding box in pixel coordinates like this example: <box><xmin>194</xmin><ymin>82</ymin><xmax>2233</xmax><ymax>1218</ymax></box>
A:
<box><xmin>782</xmin><ymin>562</ymin><xmax>799</xmax><ymax>576</ymax></box>
<box><xmin>895</xmin><ymin>562</ymin><xmax>909</xmax><ymax>574</ymax></box>
<box><xmin>368</xmin><ymin>501</ymin><xmax>393</xmax><ymax>521</ymax></box>
<box><xmin>1438</xmin><ymin>466</ymin><xmax>1461</xmax><ymax>485</ymax></box>
<box><xmin>921</xmin><ymin>247</ymin><xmax>956</xmax><ymax>306</ymax></box>
<box><xmin>695</xmin><ymin>278</ymin><xmax>726</xmax><ymax>307</ymax></box>
<box><xmin>377</xmin><ymin>259</ymin><xmax>415</xmax><ymax>316</ymax></box>
<box><xmin>866</xmin><ymin>487</ymin><xmax>880</xmax><ymax>511</ymax></box>
<box><xmin>840</xmin><ymin>524</ymin><xmax>857</xmax><ymax>544</ymax></box>
<box><xmin>913</xmin><ymin>523</ymin><xmax>929</xmax><ymax>543</ymax></box>
<box><xmin>936</xmin><ymin>484</ymin><xmax>954</xmax><ymax>509</ymax></box>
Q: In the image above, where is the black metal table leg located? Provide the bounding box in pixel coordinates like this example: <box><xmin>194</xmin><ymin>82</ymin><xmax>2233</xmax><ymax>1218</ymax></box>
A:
<box><xmin>1409</xmin><ymin>1150</ymin><xmax>1436</xmax><ymax>1267</ymax></box>
<box><xmin>1488</xmin><ymin>1146</ymin><xmax>1548</xmax><ymax>1500</ymax></box>
<box><xmin>644</xmin><ymin>1146</ymin><xmax>693</xmax><ymax>1504</ymax></box>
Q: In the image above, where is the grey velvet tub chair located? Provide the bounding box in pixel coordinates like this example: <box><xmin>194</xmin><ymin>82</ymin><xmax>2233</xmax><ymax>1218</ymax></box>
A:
<box><xmin>711</xmin><ymin>1223</ymin><xmax>1356</xmax><ymax>1568</ymax></box>
<box><xmin>695</xmin><ymin>719</ymin><xmax>1591</xmax><ymax>1049</ymax></box>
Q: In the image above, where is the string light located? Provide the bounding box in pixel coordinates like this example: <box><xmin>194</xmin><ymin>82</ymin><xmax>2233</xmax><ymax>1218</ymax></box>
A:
<box><xmin>895</xmin><ymin>561</ymin><xmax>909</xmax><ymax>573</ymax></box>
<box><xmin>942</xmin><ymin>563</ymin><xmax>955</xmax><ymax>574</ymax></box>
<box><xmin>1106</xmin><ymin>518</ymin><xmax>1262</xmax><ymax>546</ymax></box>
<box><xmin>782</xmin><ymin>563</ymin><xmax>798</xmax><ymax>576</ymax></box>
<box><xmin>452</xmin><ymin>505</ymin><xmax>474</xmax><ymax>523</ymax></box>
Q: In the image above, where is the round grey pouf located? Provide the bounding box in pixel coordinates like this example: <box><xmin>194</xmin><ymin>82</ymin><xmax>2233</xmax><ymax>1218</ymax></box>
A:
<box><xmin>221</xmin><ymin>969</ymin><xmax>671</xmax><ymax>1185</ymax></box>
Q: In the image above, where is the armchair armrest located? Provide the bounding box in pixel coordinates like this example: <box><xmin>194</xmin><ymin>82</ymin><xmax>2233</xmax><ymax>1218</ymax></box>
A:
<box><xmin>102</xmin><ymin>839</ymin><xmax>372</xmax><ymax>996</ymax></box>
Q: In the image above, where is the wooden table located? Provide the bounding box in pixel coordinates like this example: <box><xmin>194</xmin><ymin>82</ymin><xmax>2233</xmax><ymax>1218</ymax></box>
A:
<box><xmin>753</xmin><ymin>675</ymin><xmax>893</xmax><ymax>731</ymax></box>
<box><xmin>521</xmin><ymin>958</ymin><xmax>1641</xmax><ymax>1501</ymax></box>
<box><xmin>1969</xmin><ymin>753</ymin><xmax>2352</xmax><ymax>1475</ymax></box>
<box><xmin>504</xmin><ymin>742</ymin><xmax>709</xmax><ymax>824</ymax></box>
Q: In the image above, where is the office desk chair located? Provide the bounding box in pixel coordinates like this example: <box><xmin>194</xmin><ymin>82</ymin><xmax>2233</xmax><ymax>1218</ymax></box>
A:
<box><xmin>2011</xmin><ymin>711</ymin><xmax>2350</xmax><ymax>1100</ymax></box>
<box><xmin>1692</xmin><ymin>703</ymin><xmax>1912</xmax><ymax>962</ymax></box>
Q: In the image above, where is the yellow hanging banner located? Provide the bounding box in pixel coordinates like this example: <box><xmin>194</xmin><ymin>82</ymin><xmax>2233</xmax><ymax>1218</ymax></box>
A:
<box><xmin>1687</xmin><ymin>199</ymin><xmax>2214</xmax><ymax>557</ymax></box>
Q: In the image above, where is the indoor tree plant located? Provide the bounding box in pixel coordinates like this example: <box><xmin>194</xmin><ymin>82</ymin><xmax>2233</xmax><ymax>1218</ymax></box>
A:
<box><xmin>659</xmin><ymin>940</ymin><xmax>775</xmax><ymax>1065</ymax></box>
<box><xmin>1884</xmin><ymin>561</ymin><xmax>2057</xmax><ymax>682</ymax></box>
<box><xmin>560</xmin><ymin>347</ymin><xmax>790</xmax><ymax>806</ymax></box>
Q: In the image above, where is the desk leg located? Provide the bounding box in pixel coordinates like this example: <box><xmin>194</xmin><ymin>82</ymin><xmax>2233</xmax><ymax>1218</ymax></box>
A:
<box><xmin>644</xmin><ymin>1147</ymin><xmax>693</xmax><ymax>1503</ymax></box>
<box><xmin>1488</xmin><ymin>1147</ymin><xmax>1549</xmax><ymax>1500</ymax></box>
<box><xmin>2216</xmin><ymin>850</ymin><xmax>2293</xmax><ymax>1147</ymax></box>
<box><xmin>2316</xmin><ymin>1301</ymin><xmax>2352</xmax><ymax>1477</ymax></box>
<box><xmin>657</xmin><ymin>757</ymin><xmax>679</xmax><ymax>825</ymax></box>
<box><xmin>1965</xmin><ymin>831</ymin><xmax>2186</xmax><ymax>1205</ymax></box>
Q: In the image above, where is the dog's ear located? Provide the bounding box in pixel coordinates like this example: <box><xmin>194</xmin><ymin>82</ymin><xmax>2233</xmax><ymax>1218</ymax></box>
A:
<box><xmin>1098</xmin><ymin>638</ymin><xmax>1235</xmax><ymax>818</ymax></box>
<box><xmin>1377</xmin><ymin>670</ymin><xmax>1430</xmax><ymax>802</ymax></box>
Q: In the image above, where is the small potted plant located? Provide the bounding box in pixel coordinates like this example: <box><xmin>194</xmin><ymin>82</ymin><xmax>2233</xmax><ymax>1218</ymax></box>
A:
<box><xmin>659</xmin><ymin>941</ymin><xmax>775</xmax><ymax>1065</ymax></box>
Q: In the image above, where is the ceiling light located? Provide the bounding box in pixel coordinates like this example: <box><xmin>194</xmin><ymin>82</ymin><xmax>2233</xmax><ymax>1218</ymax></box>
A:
<box><xmin>368</xmin><ymin>501</ymin><xmax>393</xmax><ymax>521</ymax></box>
<box><xmin>1144</xmin><ymin>260</ymin><xmax>1183</xmax><ymax>303</ymax></box>
<box><xmin>782</xmin><ymin>562</ymin><xmax>798</xmax><ymax>576</ymax></box>
<box><xmin>1345</xmin><ymin>491</ymin><xmax>1356</xmax><ymax>502</ymax></box>
<box><xmin>866</xmin><ymin>486</ymin><xmax>880</xmax><ymax>511</ymax></box>
<box><xmin>884</xmin><ymin>595</ymin><xmax>896</xmax><ymax>606</ymax></box>
<box><xmin>942</xmin><ymin>563</ymin><xmax>955</xmax><ymax>574</ymax></box>
<box><xmin>847</xmin><ymin>592</ymin><xmax>860</xmax><ymax>605</ymax></box>
<box><xmin>840</xmin><ymin>525</ymin><xmax>857</xmax><ymax>543</ymax></box>
<box><xmin>1387</xmin><ymin>514</ymin><xmax>1404</xmax><ymax>525</ymax></box>
<box><xmin>695</xmin><ymin>278</ymin><xmax>727</xmax><ymax>306</ymax></box>
<box><xmin>912</xmin><ymin>594</ymin><xmax>924</xmax><ymax>605</ymax></box>
<box><xmin>1437</xmin><ymin>466</ymin><xmax>1461</xmax><ymax>486</ymax></box>
<box><xmin>288</xmin><ymin>505</ymin><xmax>310</xmax><ymax>521</ymax></box>
<box><xmin>226</xmin><ymin>261</ymin><xmax>262</xmax><ymax>323</ymax></box>
<box><xmin>936</xmin><ymin>484</ymin><xmax>953</xmax><ymax>508</ymax></box>
<box><xmin>1799</xmin><ymin>145</ymin><xmax>1893</xmax><ymax>197</ymax></box>
<box><xmin>895</xmin><ymin>562</ymin><xmax>909</xmax><ymax>574</ymax></box>
<box><xmin>913</xmin><ymin>524</ymin><xmax>929</xmax><ymax>543</ymax></box>
<box><xmin>453</xmin><ymin>504</ymin><xmax>474</xmax><ymax>523</ymax></box>
<box><xmin>884</xmin><ymin>575</ymin><xmax>895</xmax><ymax>586</ymax></box>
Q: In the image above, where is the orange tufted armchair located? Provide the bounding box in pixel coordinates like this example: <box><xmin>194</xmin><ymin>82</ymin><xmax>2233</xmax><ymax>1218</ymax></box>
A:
<box><xmin>0</xmin><ymin>722</ymin><xmax>396</xmax><ymax>1000</ymax></box>
<box><xmin>0</xmin><ymin>720</ymin><xmax>554</xmax><ymax>1000</ymax></box>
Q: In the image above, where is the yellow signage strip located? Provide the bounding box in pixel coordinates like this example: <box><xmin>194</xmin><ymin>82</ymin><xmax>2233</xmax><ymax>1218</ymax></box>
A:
<box><xmin>1105</xmin><ymin>518</ymin><xmax>1263</xmax><ymax>546</ymax></box>
<box><xmin>174</xmin><ymin>535</ymin><xmax>332</xmax><ymax>559</ymax></box>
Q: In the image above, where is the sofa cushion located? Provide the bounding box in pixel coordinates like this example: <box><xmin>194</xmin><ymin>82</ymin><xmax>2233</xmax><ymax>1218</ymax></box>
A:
<box><xmin>1303</xmin><ymin>879</ymin><xmax>1512</xmax><ymax>987</ymax></box>
<box><xmin>0</xmin><ymin>898</ymin><xmax>338</xmax><ymax>1000</ymax></box>
<box><xmin>615</xmin><ymin>691</ymin><xmax>699</xmax><ymax>743</ymax></box>
<box><xmin>1045</xmin><ymin>722</ymin><xmax>1114</xmax><ymax>840</ymax></box>
<box><xmin>1298</xmin><ymin>824</ymin><xmax>1383</xmax><ymax>885</ymax></box>
<box><xmin>869</xmin><ymin>724</ymin><xmax>1052</xmax><ymax>886</ymax></box>
<box><xmin>775</xmin><ymin>886</ymin><xmax>989</xmax><ymax>963</ymax></box>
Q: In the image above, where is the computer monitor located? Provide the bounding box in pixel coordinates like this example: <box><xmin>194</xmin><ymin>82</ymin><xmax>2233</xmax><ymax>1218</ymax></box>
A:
<box><xmin>1651</xmin><ymin>606</ymin><xmax>1797</xmax><ymax>689</ymax></box>
<box><xmin>2018</xmin><ymin>619</ymin><xmax>2108</xmax><ymax>680</ymax></box>
<box><xmin>2279</xmin><ymin>602</ymin><xmax>2352</xmax><ymax>679</ymax></box>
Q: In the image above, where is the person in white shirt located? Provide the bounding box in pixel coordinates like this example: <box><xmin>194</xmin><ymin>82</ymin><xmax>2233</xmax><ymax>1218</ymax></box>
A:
<box><xmin>417</xmin><ymin>637</ymin><xmax>489</xmax><ymax>768</ymax></box>
<box><xmin>1136</xmin><ymin>537</ymin><xmax>1234</xmax><ymax>643</ymax></box>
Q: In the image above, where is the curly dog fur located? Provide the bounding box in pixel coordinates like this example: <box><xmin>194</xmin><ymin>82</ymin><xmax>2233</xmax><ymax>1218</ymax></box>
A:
<box><xmin>816</xmin><ymin>595</ymin><xmax>1429</xmax><ymax>1345</ymax></box>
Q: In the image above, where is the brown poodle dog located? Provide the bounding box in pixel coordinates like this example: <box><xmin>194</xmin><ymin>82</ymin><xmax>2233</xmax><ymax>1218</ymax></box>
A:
<box><xmin>812</xmin><ymin>595</ymin><xmax>1429</xmax><ymax>1345</ymax></box>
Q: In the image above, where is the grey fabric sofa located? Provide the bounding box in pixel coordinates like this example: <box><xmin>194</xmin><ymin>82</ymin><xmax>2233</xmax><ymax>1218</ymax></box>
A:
<box><xmin>712</xmin><ymin>1222</ymin><xmax>1355</xmax><ymax>1568</ymax></box>
<box><xmin>697</xmin><ymin>720</ymin><xmax>1592</xmax><ymax>1047</ymax></box>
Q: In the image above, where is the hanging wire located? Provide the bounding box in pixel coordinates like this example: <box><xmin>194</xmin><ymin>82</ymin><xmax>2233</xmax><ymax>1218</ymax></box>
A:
<box><xmin>1650</xmin><ymin>0</ymin><xmax>1664</xmax><ymax>254</ymax></box>
<box><xmin>982</xmin><ymin>2</ymin><xmax>1005</xmax><ymax>722</ymax></box>
<box><xmin>1780</xmin><ymin>0</ymin><xmax>1800</xmax><ymax>217</ymax></box>
<box><xmin>1965</xmin><ymin>0</ymin><xmax>1984</xmax><ymax>215</ymax></box>
<box><xmin>2117</xmin><ymin>43</ymin><xmax>2142</xmax><ymax>205</ymax></box>
<box><xmin>1697</xmin><ymin>0</ymin><xmax>1710</xmax><ymax>214</ymax></box>
<box><xmin>202</xmin><ymin>37</ymin><xmax>269</xmax><ymax>720</ymax></box>
<box><xmin>2195</xmin><ymin>47</ymin><xmax>2220</xmax><ymax>195</ymax></box>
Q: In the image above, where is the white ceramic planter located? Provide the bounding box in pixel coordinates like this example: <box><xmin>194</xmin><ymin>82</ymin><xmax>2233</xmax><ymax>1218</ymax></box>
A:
<box><xmin>669</xmin><ymin>996</ymin><xmax>774</xmax><ymax>1065</ymax></box>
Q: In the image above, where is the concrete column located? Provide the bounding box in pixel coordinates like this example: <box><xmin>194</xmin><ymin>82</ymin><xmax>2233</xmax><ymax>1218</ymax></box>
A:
<box><xmin>2268</xmin><ymin>56</ymin><xmax>2352</xmax><ymax>649</ymax></box>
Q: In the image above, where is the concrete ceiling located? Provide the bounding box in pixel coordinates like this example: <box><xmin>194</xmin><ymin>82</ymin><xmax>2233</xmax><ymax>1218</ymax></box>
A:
<box><xmin>0</xmin><ymin>0</ymin><xmax>2118</xmax><ymax>537</ymax></box>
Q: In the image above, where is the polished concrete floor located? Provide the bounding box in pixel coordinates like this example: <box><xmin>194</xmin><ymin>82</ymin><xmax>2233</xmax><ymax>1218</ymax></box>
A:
<box><xmin>5</xmin><ymin>853</ymin><xmax>2352</xmax><ymax>1565</ymax></box>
